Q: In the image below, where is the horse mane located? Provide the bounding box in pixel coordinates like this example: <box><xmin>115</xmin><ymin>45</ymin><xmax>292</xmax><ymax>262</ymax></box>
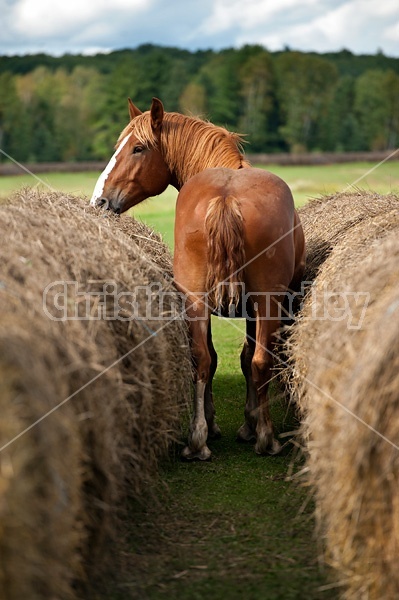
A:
<box><xmin>121</xmin><ymin>111</ymin><xmax>250</xmax><ymax>187</ymax></box>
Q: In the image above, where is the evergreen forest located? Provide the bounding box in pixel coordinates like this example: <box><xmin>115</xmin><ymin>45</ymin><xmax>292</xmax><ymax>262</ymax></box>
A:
<box><xmin>0</xmin><ymin>44</ymin><xmax>398</xmax><ymax>162</ymax></box>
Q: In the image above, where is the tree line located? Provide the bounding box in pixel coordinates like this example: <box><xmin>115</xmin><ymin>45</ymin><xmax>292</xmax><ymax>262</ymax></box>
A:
<box><xmin>0</xmin><ymin>44</ymin><xmax>398</xmax><ymax>163</ymax></box>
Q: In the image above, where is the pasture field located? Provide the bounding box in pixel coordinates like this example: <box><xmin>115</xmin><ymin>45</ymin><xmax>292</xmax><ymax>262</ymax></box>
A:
<box><xmin>0</xmin><ymin>160</ymin><xmax>398</xmax><ymax>248</ymax></box>
<box><xmin>0</xmin><ymin>162</ymin><xmax>398</xmax><ymax>598</ymax></box>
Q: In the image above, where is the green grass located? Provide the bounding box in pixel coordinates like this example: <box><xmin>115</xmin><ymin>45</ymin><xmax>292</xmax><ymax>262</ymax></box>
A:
<box><xmin>1</xmin><ymin>162</ymin><xmax>398</xmax><ymax>597</ymax></box>
<box><xmin>114</xmin><ymin>318</ymin><xmax>335</xmax><ymax>600</ymax></box>
<box><xmin>257</xmin><ymin>160</ymin><xmax>399</xmax><ymax>206</ymax></box>
<box><xmin>1</xmin><ymin>161</ymin><xmax>398</xmax><ymax>248</ymax></box>
<box><xmin>0</xmin><ymin>170</ymin><xmax>99</xmax><ymax>197</ymax></box>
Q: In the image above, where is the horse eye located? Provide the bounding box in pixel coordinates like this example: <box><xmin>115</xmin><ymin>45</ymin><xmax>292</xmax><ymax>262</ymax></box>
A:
<box><xmin>133</xmin><ymin>146</ymin><xmax>144</xmax><ymax>154</ymax></box>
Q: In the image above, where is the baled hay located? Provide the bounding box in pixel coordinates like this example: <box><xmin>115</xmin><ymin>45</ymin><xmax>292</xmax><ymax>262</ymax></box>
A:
<box><xmin>287</xmin><ymin>192</ymin><xmax>399</xmax><ymax>598</ymax></box>
<box><xmin>0</xmin><ymin>188</ymin><xmax>191</xmax><ymax>598</ymax></box>
<box><xmin>299</xmin><ymin>190</ymin><xmax>399</xmax><ymax>281</ymax></box>
<box><xmin>0</xmin><ymin>336</ymin><xmax>85</xmax><ymax>600</ymax></box>
<box><xmin>288</xmin><ymin>193</ymin><xmax>399</xmax><ymax>406</ymax></box>
<box><xmin>117</xmin><ymin>216</ymin><xmax>174</xmax><ymax>275</ymax></box>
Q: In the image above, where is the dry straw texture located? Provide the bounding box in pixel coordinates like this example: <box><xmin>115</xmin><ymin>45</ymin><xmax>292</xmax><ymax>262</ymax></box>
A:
<box><xmin>0</xmin><ymin>189</ymin><xmax>191</xmax><ymax>599</ymax></box>
<box><xmin>299</xmin><ymin>190</ymin><xmax>399</xmax><ymax>282</ymax></box>
<box><xmin>287</xmin><ymin>191</ymin><xmax>399</xmax><ymax>599</ymax></box>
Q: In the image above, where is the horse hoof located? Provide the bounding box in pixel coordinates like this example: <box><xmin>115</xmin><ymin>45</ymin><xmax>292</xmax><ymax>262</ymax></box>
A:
<box><xmin>208</xmin><ymin>423</ymin><xmax>222</xmax><ymax>440</ymax></box>
<box><xmin>255</xmin><ymin>437</ymin><xmax>282</xmax><ymax>456</ymax></box>
<box><xmin>181</xmin><ymin>445</ymin><xmax>212</xmax><ymax>461</ymax></box>
<box><xmin>236</xmin><ymin>423</ymin><xmax>256</xmax><ymax>443</ymax></box>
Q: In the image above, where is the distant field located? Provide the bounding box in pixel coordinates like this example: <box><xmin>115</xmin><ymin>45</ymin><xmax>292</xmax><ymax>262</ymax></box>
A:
<box><xmin>0</xmin><ymin>161</ymin><xmax>398</xmax><ymax>248</ymax></box>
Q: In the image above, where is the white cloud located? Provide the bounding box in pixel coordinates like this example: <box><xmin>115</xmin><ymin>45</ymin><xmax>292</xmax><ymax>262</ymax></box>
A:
<box><xmin>232</xmin><ymin>0</ymin><xmax>399</xmax><ymax>55</ymax></box>
<box><xmin>0</xmin><ymin>0</ymin><xmax>397</xmax><ymax>56</ymax></box>
<box><xmin>13</xmin><ymin>0</ymin><xmax>151</xmax><ymax>38</ymax></box>
<box><xmin>385</xmin><ymin>21</ymin><xmax>399</xmax><ymax>42</ymax></box>
<box><xmin>197</xmin><ymin>0</ymin><xmax>320</xmax><ymax>36</ymax></box>
<box><xmin>362</xmin><ymin>0</ymin><xmax>399</xmax><ymax>17</ymax></box>
<box><xmin>257</xmin><ymin>2</ymin><xmax>362</xmax><ymax>51</ymax></box>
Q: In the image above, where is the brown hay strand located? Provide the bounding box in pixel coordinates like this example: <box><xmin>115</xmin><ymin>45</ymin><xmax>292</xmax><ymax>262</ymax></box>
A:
<box><xmin>287</xmin><ymin>191</ymin><xmax>399</xmax><ymax>598</ymax></box>
<box><xmin>0</xmin><ymin>188</ymin><xmax>191</xmax><ymax>598</ymax></box>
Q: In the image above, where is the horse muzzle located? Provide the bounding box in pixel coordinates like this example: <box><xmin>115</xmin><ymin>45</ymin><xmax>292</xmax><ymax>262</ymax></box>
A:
<box><xmin>95</xmin><ymin>197</ymin><xmax>109</xmax><ymax>210</ymax></box>
<box><xmin>94</xmin><ymin>197</ymin><xmax>121</xmax><ymax>215</ymax></box>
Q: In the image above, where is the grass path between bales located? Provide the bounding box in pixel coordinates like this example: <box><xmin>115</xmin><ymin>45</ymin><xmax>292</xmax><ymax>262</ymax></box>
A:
<box><xmin>114</xmin><ymin>317</ymin><xmax>335</xmax><ymax>600</ymax></box>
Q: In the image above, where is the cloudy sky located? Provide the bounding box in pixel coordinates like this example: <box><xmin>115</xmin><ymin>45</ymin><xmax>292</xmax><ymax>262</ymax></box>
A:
<box><xmin>0</xmin><ymin>0</ymin><xmax>398</xmax><ymax>57</ymax></box>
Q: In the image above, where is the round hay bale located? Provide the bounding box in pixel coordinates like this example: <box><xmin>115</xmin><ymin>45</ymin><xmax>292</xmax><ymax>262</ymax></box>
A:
<box><xmin>288</xmin><ymin>192</ymin><xmax>399</xmax><ymax>406</ymax></box>
<box><xmin>0</xmin><ymin>188</ymin><xmax>191</xmax><ymax>598</ymax></box>
<box><xmin>287</xmin><ymin>191</ymin><xmax>399</xmax><ymax>598</ymax></box>
<box><xmin>0</xmin><ymin>334</ymin><xmax>84</xmax><ymax>600</ymax></box>
<box><xmin>299</xmin><ymin>190</ymin><xmax>399</xmax><ymax>281</ymax></box>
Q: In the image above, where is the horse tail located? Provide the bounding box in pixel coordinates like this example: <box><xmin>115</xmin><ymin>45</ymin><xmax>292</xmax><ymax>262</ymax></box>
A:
<box><xmin>205</xmin><ymin>195</ymin><xmax>245</xmax><ymax>310</ymax></box>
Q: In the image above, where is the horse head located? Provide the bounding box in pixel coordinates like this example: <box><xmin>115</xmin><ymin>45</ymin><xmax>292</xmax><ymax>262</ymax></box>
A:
<box><xmin>91</xmin><ymin>98</ymin><xmax>172</xmax><ymax>214</ymax></box>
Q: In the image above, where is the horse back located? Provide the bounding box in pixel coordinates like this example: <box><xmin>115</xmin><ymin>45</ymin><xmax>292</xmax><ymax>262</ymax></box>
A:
<box><xmin>174</xmin><ymin>167</ymin><xmax>305</xmax><ymax>296</ymax></box>
<box><xmin>177</xmin><ymin>167</ymin><xmax>295</xmax><ymax>224</ymax></box>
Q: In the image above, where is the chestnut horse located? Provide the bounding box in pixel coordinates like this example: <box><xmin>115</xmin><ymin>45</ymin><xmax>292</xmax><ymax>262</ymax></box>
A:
<box><xmin>91</xmin><ymin>98</ymin><xmax>305</xmax><ymax>459</ymax></box>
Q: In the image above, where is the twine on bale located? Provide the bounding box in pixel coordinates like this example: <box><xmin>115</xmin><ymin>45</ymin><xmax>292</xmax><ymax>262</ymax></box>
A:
<box><xmin>285</xmin><ymin>191</ymin><xmax>399</xmax><ymax>599</ymax></box>
<box><xmin>0</xmin><ymin>188</ymin><xmax>191</xmax><ymax>599</ymax></box>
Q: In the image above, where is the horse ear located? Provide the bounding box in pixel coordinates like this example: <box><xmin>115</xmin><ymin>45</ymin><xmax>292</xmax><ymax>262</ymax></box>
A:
<box><xmin>150</xmin><ymin>97</ymin><xmax>164</xmax><ymax>131</ymax></box>
<box><xmin>128</xmin><ymin>98</ymin><xmax>142</xmax><ymax>120</ymax></box>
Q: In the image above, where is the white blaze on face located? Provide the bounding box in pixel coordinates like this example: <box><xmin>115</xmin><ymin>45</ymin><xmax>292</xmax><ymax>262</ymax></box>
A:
<box><xmin>90</xmin><ymin>132</ymin><xmax>133</xmax><ymax>206</ymax></box>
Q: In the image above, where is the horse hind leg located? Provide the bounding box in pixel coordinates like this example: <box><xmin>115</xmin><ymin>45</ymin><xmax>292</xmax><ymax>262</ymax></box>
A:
<box><xmin>182</xmin><ymin>318</ymin><xmax>212</xmax><ymax>461</ymax></box>
<box><xmin>182</xmin><ymin>380</ymin><xmax>212</xmax><ymax>461</ymax></box>
<box><xmin>204</xmin><ymin>322</ymin><xmax>221</xmax><ymax>439</ymax></box>
<box><xmin>237</xmin><ymin>319</ymin><xmax>257</xmax><ymax>443</ymax></box>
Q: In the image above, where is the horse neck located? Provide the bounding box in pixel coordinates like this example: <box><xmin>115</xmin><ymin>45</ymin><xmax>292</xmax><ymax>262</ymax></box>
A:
<box><xmin>160</xmin><ymin>116</ymin><xmax>249</xmax><ymax>188</ymax></box>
